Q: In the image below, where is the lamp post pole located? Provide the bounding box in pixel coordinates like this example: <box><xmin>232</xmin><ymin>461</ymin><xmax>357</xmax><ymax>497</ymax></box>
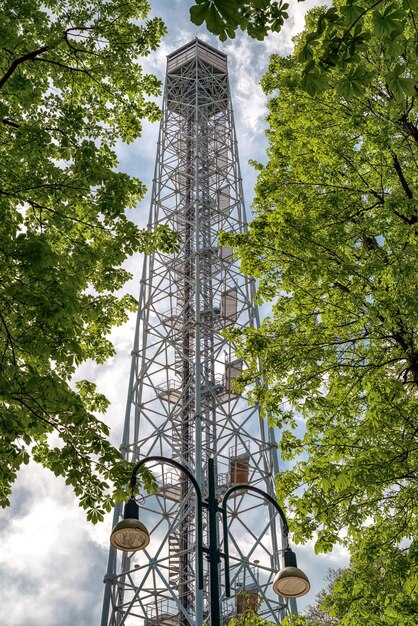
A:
<box><xmin>110</xmin><ymin>455</ymin><xmax>310</xmax><ymax>626</ymax></box>
<box><xmin>207</xmin><ymin>457</ymin><xmax>221</xmax><ymax>626</ymax></box>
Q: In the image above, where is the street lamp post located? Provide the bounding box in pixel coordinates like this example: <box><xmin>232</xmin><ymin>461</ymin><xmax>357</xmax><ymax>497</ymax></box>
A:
<box><xmin>110</xmin><ymin>455</ymin><xmax>310</xmax><ymax>626</ymax></box>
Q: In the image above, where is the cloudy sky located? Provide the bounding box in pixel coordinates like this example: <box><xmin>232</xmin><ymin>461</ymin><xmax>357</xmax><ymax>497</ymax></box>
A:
<box><xmin>0</xmin><ymin>2</ymin><xmax>349</xmax><ymax>625</ymax></box>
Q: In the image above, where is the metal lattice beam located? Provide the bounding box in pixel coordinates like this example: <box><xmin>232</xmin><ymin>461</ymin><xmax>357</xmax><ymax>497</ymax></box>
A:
<box><xmin>101</xmin><ymin>39</ymin><xmax>292</xmax><ymax>626</ymax></box>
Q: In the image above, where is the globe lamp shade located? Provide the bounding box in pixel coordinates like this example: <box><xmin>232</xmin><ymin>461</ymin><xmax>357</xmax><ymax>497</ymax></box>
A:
<box><xmin>272</xmin><ymin>549</ymin><xmax>310</xmax><ymax>598</ymax></box>
<box><xmin>110</xmin><ymin>498</ymin><xmax>150</xmax><ymax>552</ymax></box>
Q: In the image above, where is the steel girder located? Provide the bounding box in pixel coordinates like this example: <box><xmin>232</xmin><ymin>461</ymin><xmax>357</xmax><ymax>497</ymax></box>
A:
<box><xmin>101</xmin><ymin>39</ymin><xmax>291</xmax><ymax>626</ymax></box>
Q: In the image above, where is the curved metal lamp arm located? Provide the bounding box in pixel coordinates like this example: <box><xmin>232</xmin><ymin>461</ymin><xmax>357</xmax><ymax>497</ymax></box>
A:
<box><xmin>221</xmin><ymin>484</ymin><xmax>290</xmax><ymax>597</ymax></box>
<box><xmin>223</xmin><ymin>484</ymin><xmax>289</xmax><ymax>534</ymax></box>
<box><xmin>129</xmin><ymin>455</ymin><xmax>204</xmax><ymax>590</ymax></box>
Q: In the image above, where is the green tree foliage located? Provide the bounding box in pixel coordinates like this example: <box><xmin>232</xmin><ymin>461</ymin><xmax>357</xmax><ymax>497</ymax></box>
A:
<box><xmin>295</xmin><ymin>0</ymin><xmax>418</xmax><ymax>98</ymax></box>
<box><xmin>221</xmin><ymin>0</ymin><xmax>418</xmax><ymax>572</ymax></box>
<box><xmin>189</xmin><ymin>0</ymin><xmax>418</xmax><ymax>96</ymax></box>
<box><xmin>190</xmin><ymin>0</ymin><xmax>290</xmax><ymax>41</ymax></box>
<box><xmin>0</xmin><ymin>0</ymin><xmax>176</xmax><ymax>521</ymax></box>
<box><xmin>321</xmin><ymin>546</ymin><xmax>418</xmax><ymax>625</ymax></box>
<box><xmin>285</xmin><ymin>552</ymin><xmax>418</xmax><ymax>625</ymax></box>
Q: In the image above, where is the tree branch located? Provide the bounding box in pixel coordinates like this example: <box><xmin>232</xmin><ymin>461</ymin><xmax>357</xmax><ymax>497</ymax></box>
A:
<box><xmin>0</xmin><ymin>45</ymin><xmax>49</xmax><ymax>90</ymax></box>
<box><xmin>392</xmin><ymin>151</ymin><xmax>414</xmax><ymax>202</ymax></box>
<box><xmin>32</xmin><ymin>56</ymin><xmax>95</xmax><ymax>74</ymax></box>
<box><xmin>2</xmin><ymin>117</ymin><xmax>20</xmax><ymax>128</ymax></box>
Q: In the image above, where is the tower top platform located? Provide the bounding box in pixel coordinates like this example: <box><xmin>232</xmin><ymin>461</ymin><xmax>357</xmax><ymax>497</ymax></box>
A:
<box><xmin>167</xmin><ymin>38</ymin><xmax>227</xmax><ymax>74</ymax></box>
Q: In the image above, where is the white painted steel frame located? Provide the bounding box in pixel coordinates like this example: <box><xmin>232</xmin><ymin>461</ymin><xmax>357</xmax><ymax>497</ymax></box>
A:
<box><xmin>101</xmin><ymin>39</ymin><xmax>292</xmax><ymax>626</ymax></box>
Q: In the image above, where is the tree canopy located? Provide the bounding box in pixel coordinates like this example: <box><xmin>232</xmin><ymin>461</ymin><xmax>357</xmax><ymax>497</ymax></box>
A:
<box><xmin>0</xmin><ymin>0</ymin><xmax>176</xmax><ymax>522</ymax></box>
<box><xmin>190</xmin><ymin>0</ymin><xmax>418</xmax><ymax>97</ymax></box>
<box><xmin>285</xmin><ymin>551</ymin><xmax>418</xmax><ymax>625</ymax></box>
<box><xmin>221</xmin><ymin>0</ymin><xmax>418</xmax><ymax>577</ymax></box>
<box><xmin>320</xmin><ymin>546</ymin><xmax>418</xmax><ymax>625</ymax></box>
<box><xmin>190</xmin><ymin>0</ymin><xmax>291</xmax><ymax>41</ymax></box>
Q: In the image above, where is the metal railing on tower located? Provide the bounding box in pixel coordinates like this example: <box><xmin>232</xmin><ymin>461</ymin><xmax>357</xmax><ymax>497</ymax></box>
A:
<box><xmin>100</xmin><ymin>38</ymin><xmax>294</xmax><ymax>626</ymax></box>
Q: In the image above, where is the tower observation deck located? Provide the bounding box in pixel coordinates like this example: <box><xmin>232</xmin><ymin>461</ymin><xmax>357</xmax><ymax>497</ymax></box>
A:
<box><xmin>100</xmin><ymin>39</ymin><xmax>293</xmax><ymax>626</ymax></box>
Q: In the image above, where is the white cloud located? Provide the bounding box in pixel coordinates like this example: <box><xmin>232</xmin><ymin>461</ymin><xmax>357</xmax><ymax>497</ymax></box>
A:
<box><xmin>0</xmin><ymin>462</ymin><xmax>105</xmax><ymax>626</ymax></box>
<box><xmin>295</xmin><ymin>539</ymin><xmax>350</xmax><ymax>612</ymax></box>
<box><xmin>225</xmin><ymin>36</ymin><xmax>267</xmax><ymax>136</ymax></box>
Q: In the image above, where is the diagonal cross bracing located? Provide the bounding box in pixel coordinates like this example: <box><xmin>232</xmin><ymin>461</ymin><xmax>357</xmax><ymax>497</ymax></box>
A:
<box><xmin>101</xmin><ymin>39</ymin><xmax>292</xmax><ymax>626</ymax></box>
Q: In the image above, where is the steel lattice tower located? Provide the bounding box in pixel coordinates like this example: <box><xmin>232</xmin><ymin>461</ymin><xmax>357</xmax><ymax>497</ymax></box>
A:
<box><xmin>101</xmin><ymin>39</ymin><xmax>294</xmax><ymax>626</ymax></box>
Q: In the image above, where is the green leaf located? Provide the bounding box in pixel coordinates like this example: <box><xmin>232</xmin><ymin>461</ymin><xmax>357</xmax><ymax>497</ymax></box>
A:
<box><xmin>205</xmin><ymin>4</ymin><xmax>223</xmax><ymax>33</ymax></box>
<box><xmin>301</xmin><ymin>69</ymin><xmax>328</xmax><ymax>95</ymax></box>
<box><xmin>298</xmin><ymin>44</ymin><xmax>314</xmax><ymax>63</ymax></box>
<box><xmin>252</xmin><ymin>0</ymin><xmax>269</xmax><ymax>8</ymax></box>
<box><xmin>372</xmin><ymin>5</ymin><xmax>406</xmax><ymax>38</ymax></box>
<box><xmin>215</xmin><ymin>1</ymin><xmax>241</xmax><ymax>26</ymax></box>
<box><xmin>336</xmin><ymin>67</ymin><xmax>369</xmax><ymax>97</ymax></box>
<box><xmin>190</xmin><ymin>2</ymin><xmax>209</xmax><ymax>26</ymax></box>
<box><xmin>340</xmin><ymin>3</ymin><xmax>364</xmax><ymax>24</ymax></box>
<box><xmin>388</xmin><ymin>73</ymin><xmax>416</xmax><ymax>98</ymax></box>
